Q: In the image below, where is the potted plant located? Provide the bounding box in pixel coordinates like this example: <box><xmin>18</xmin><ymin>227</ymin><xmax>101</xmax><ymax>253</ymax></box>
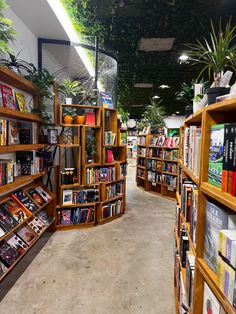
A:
<box><xmin>58</xmin><ymin>78</ymin><xmax>83</xmax><ymax>104</ymax></box>
<box><xmin>186</xmin><ymin>18</ymin><xmax>236</xmax><ymax>104</ymax></box>
<box><xmin>142</xmin><ymin>98</ymin><xmax>166</xmax><ymax>133</ymax></box>
<box><xmin>0</xmin><ymin>0</ymin><xmax>16</xmax><ymax>55</ymax></box>
<box><xmin>175</xmin><ymin>82</ymin><xmax>194</xmax><ymax>117</ymax></box>
<box><xmin>75</xmin><ymin>107</ymin><xmax>85</xmax><ymax>124</ymax></box>
<box><xmin>118</xmin><ymin>105</ymin><xmax>130</xmax><ymax>129</ymax></box>
<box><xmin>62</xmin><ymin>107</ymin><xmax>77</xmax><ymax>124</ymax></box>
<box><xmin>0</xmin><ymin>51</ymin><xmax>32</xmax><ymax>75</ymax></box>
<box><xmin>86</xmin><ymin>136</ymin><xmax>97</xmax><ymax>164</ymax></box>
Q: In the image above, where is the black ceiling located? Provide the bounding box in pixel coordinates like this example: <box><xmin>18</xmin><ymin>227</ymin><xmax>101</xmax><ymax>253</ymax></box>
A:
<box><xmin>64</xmin><ymin>0</ymin><xmax>236</xmax><ymax>117</ymax></box>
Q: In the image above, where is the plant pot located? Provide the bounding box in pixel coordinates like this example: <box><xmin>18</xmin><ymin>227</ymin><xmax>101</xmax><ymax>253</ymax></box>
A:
<box><xmin>193</xmin><ymin>100</ymin><xmax>204</xmax><ymax>113</ymax></box>
<box><xmin>63</xmin><ymin>115</ymin><xmax>73</xmax><ymax>124</ymax></box>
<box><xmin>65</xmin><ymin>97</ymin><xmax>72</xmax><ymax>104</ymax></box>
<box><xmin>75</xmin><ymin>115</ymin><xmax>85</xmax><ymax>124</ymax></box>
<box><xmin>206</xmin><ymin>87</ymin><xmax>230</xmax><ymax>105</ymax></box>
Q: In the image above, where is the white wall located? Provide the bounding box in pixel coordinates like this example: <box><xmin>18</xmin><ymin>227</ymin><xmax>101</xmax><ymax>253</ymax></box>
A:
<box><xmin>4</xmin><ymin>7</ymin><xmax>38</xmax><ymax>65</ymax></box>
<box><xmin>164</xmin><ymin>115</ymin><xmax>185</xmax><ymax>129</ymax></box>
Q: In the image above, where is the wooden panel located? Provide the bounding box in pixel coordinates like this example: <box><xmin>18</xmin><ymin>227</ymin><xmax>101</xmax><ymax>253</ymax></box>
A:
<box><xmin>182</xmin><ymin>165</ymin><xmax>199</xmax><ymax>186</ymax></box>
<box><xmin>0</xmin><ymin>144</ymin><xmax>47</xmax><ymax>153</ymax></box>
<box><xmin>0</xmin><ymin>108</ymin><xmax>41</xmax><ymax>122</ymax></box>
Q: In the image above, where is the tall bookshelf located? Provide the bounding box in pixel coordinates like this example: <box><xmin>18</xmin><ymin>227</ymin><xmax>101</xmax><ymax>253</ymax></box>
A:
<box><xmin>56</xmin><ymin>103</ymin><xmax>127</xmax><ymax>229</ymax></box>
<box><xmin>174</xmin><ymin>99</ymin><xmax>236</xmax><ymax>314</ymax></box>
<box><xmin>136</xmin><ymin>134</ymin><xmax>179</xmax><ymax>199</ymax></box>
<box><xmin>0</xmin><ymin>66</ymin><xmax>56</xmax><ymax>281</ymax></box>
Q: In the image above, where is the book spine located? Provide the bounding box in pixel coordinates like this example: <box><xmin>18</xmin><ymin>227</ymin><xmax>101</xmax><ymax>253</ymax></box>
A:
<box><xmin>231</xmin><ymin>124</ymin><xmax>236</xmax><ymax>196</ymax></box>
<box><xmin>222</xmin><ymin>123</ymin><xmax>231</xmax><ymax>192</ymax></box>
<box><xmin>228</xmin><ymin>123</ymin><xmax>236</xmax><ymax>194</ymax></box>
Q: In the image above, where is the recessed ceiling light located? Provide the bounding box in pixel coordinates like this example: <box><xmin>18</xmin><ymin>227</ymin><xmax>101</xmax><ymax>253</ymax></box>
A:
<box><xmin>152</xmin><ymin>95</ymin><xmax>160</xmax><ymax>99</ymax></box>
<box><xmin>172</xmin><ymin>113</ymin><xmax>176</xmax><ymax>116</ymax></box>
<box><xmin>176</xmin><ymin>111</ymin><xmax>180</xmax><ymax>114</ymax></box>
<box><xmin>179</xmin><ymin>54</ymin><xmax>189</xmax><ymax>63</ymax></box>
<box><xmin>159</xmin><ymin>84</ymin><xmax>170</xmax><ymax>89</ymax></box>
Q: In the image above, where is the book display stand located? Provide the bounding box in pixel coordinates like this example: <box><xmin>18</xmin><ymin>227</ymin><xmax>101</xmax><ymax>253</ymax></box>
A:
<box><xmin>174</xmin><ymin>99</ymin><xmax>236</xmax><ymax>314</ymax></box>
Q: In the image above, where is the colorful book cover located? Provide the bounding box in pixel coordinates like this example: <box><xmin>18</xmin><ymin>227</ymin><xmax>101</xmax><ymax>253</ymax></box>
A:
<box><xmin>16</xmin><ymin>225</ymin><xmax>37</xmax><ymax>245</ymax></box>
<box><xmin>1</xmin><ymin>198</ymin><xmax>31</xmax><ymax>223</ymax></box>
<box><xmin>202</xmin><ymin>282</ymin><xmax>220</xmax><ymax>314</ymax></box>
<box><xmin>106</xmin><ymin>149</ymin><xmax>114</xmax><ymax>163</ymax></box>
<box><xmin>230</xmin><ymin>123</ymin><xmax>236</xmax><ymax>196</ymax></box>
<box><xmin>11</xmin><ymin>190</ymin><xmax>39</xmax><ymax>213</ymax></box>
<box><xmin>15</xmin><ymin>92</ymin><xmax>26</xmax><ymax>112</ymax></box>
<box><xmin>222</xmin><ymin>123</ymin><xmax>230</xmax><ymax>192</ymax></box>
<box><xmin>208</xmin><ymin>124</ymin><xmax>225</xmax><ymax>188</ymax></box>
<box><xmin>62</xmin><ymin>190</ymin><xmax>73</xmax><ymax>205</ymax></box>
<box><xmin>0</xmin><ymin>241</ymin><xmax>20</xmax><ymax>267</ymax></box>
<box><xmin>85</xmin><ymin>112</ymin><xmax>95</xmax><ymax>125</ymax></box>
<box><xmin>0</xmin><ymin>205</ymin><xmax>19</xmax><ymax>231</ymax></box>
<box><xmin>1</xmin><ymin>84</ymin><xmax>16</xmax><ymax>109</ymax></box>
<box><xmin>25</xmin><ymin>188</ymin><xmax>46</xmax><ymax>207</ymax></box>
<box><xmin>8</xmin><ymin>121</ymin><xmax>20</xmax><ymax>145</ymax></box>
<box><xmin>35</xmin><ymin>186</ymin><xmax>52</xmax><ymax>202</ymax></box>
<box><xmin>60</xmin><ymin>209</ymin><xmax>71</xmax><ymax>225</ymax></box>
<box><xmin>72</xmin><ymin>208</ymin><xmax>82</xmax><ymax>224</ymax></box>
<box><xmin>6</xmin><ymin>233</ymin><xmax>28</xmax><ymax>255</ymax></box>
<box><xmin>0</xmin><ymin>260</ymin><xmax>7</xmax><ymax>276</ymax></box>
<box><xmin>0</xmin><ymin>226</ymin><xmax>5</xmax><ymax>237</ymax></box>
<box><xmin>204</xmin><ymin>200</ymin><xmax>236</xmax><ymax>273</ymax></box>
<box><xmin>100</xmin><ymin>92</ymin><xmax>113</xmax><ymax>108</ymax></box>
<box><xmin>37</xmin><ymin>210</ymin><xmax>53</xmax><ymax>226</ymax></box>
<box><xmin>27</xmin><ymin>217</ymin><xmax>46</xmax><ymax>235</ymax></box>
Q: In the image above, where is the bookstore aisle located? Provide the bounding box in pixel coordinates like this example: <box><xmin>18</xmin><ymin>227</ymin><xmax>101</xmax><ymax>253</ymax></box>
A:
<box><xmin>0</xmin><ymin>163</ymin><xmax>175</xmax><ymax>314</ymax></box>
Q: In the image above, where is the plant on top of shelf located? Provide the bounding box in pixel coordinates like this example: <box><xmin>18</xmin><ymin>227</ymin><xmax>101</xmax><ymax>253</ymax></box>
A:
<box><xmin>118</xmin><ymin>105</ymin><xmax>130</xmax><ymax>128</ymax></box>
<box><xmin>24</xmin><ymin>64</ymin><xmax>55</xmax><ymax>126</ymax></box>
<box><xmin>58</xmin><ymin>78</ymin><xmax>83</xmax><ymax>104</ymax></box>
<box><xmin>142</xmin><ymin>98</ymin><xmax>166</xmax><ymax>133</ymax></box>
<box><xmin>186</xmin><ymin>18</ymin><xmax>236</xmax><ymax>104</ymax></box>
<box><xmin>0</xmin><ymin>0</ymin><xmax>16</xmax><ymax>55</ymax></box>
<box><xmin>0</xmin><ymin>51</ymin><xmax>32</xmax><ymax>75</ymax></box>
<box><xmin>86</xmin><ymin>135</ymin><xmax>97</xmax><ymax>164</ymax></box>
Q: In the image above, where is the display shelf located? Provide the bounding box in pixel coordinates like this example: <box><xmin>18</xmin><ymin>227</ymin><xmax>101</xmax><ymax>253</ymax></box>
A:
<box><xmin>136</xmin><ymin>176</ymin><xmax>145</xmax><ymax>180</ymax></box>
<box><xmin>184</xmin><ymin>108</ymin><xmax>203</xmax><ymax>125</ymax></box>
<box><xmin>0</xmin><ymin>65</ymin><xmax>36</xmax><ymax>94</ymax></box>
<box><xmin>137</xmin><ymin>165</ymin><xmax>145</xmax><ymax>169</ymax></box>
<box><xmin>174</xmin><ymin>286</ymin><xmax>180</xmax><ymax>314</ymax></box>
<box><xmin>61</xmin><ymin>123</ymin><xmax>99</xmax><ymax>128</ymax></box>
<box><xmin>178</xmin><ymin>159</ymin><xmax>182</xmax><ymax>165</ymax></box>
<box><xmin>57</xmin><ymin>144</ymin><xmax>81</xmax><ymax>148</ymax></box>
<box><xmin>59</xmin><ymin>202</ymin><xmax>97</xmax><ymax>208</ymax></box>
<box><xmin>162</xmin><ymin>171</ymin><xmax>178</xmax><ymax>176</ymax></box>
<box><xmin>56</xmin><ymin>221</ymin><xmax>95</xmax><ymax>230</ymax></box>
<box><xmin>98</xmin><ymin>213</ymin><xmax>122</xmax><ymax>225</ymax></box>
<box><xmin>205</xmin><ymin>96</ymin><xmax>236</xmax><ymax>113</ymax></box>
<box><xmin>0</xmin><ymin>217</ymin><xmax>55</xmax><ymax>282</ymax></box>
<box><xmin>101</xmin><ymin>195</ymin><xmax>123</xmax><ymax>204</ymax></box>
<box><xmin>0</xmin><ymin>144</ymin><xmax>47</xmax><ymax>154</ymax></box>
<box><xmin>180</xmin><ymin>213</ymin><xmax>196</xmax><ymax>257</ymax></box>
<box><xmin>176</xmin><ymin>191</ymin><xmax>181</xmax><ymax>206</ymax></box>
<box><xmin>163</xmin><ymin>159</ymin><xmax>178</xmax><ymax>163</ymax></box>
<box><xmin>0</xmin><ymin>107</ymin><xmax>41</xmax><ymax>122</ymax></box>
<box><xmin>182</xmin><ymin>165</ymin><xmax>199</xmax><ymax>186</ymax></box>
<box><xmin>146</xmin><ymin>157</ymin><xmax>162</xmax><ymax>161</ymax></box>
<box><xmin>197</xmin><ymin>258</ymin><xmax>235</xmax><ymax>314</ymax></box>
<box><xmin>201</xmin><ymin>182</ymin><xmax>236</xmax><ymax>212</ymax></box>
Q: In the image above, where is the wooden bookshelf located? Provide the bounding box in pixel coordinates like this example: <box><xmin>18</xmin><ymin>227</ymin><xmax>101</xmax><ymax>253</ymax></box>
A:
<box><xmin>0</xmin><ymin>144</ymin><xmax>47</xmax><ymax>153</ymax></box>
<box><xmin>0</xmin><ymin>107</ymin><xmax>41</xmax><ymax>122</ymax></box>
<box><xmin>175</xmin><ymin>97</ymin><xmax>236</xmax><ymax>314</ymax></box>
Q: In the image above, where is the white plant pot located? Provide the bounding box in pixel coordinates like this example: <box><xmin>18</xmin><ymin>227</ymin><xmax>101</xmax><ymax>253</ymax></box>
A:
<box><xmin>193</xmin><ymin>100</ymin><xmax>204</xmax><ymax>113</ymax></box>
<box><xmin>65</xmin><ymin>97</ymin><xmax>72</xmax><ymax>104</ymax></box>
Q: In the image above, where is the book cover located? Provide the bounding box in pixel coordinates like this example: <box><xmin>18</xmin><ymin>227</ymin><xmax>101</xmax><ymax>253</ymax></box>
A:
<box><xmin>0</xmin><ymin>205</ymin><xmax>19</xmax><ymax>231</ymax></box>
<box><xmin>8</xmin><ymin>121</ymin><xmax>20</xmax><ymax>145</ymax></box>
<box><xmin>16</xmin><ymin>225</ymin><xmax>37</xmax><ymax>245</ymax></box>
<box><xmin>27</xmin><ymin>217</ymin><xmax>46</xmax><ymax>235</ymax></box>
<box><xmin>85</xmin><ymin>112</ymin><xmax>95</xmax><ymax>125</ymax></box>
<box><xmin>231</xmin><ymin>123</ymin><xmax>236</xmax><ymax>196</ymax></box>
<box><xmin>6</xmin><ymin>233</ymin><xmax>28</xmax><ymax>255</ymax></box>
<box><xmin>208</xmin><ymin>124</ymin><xmax>225</xmax><ymax>188</ymax></box>
<box><xmin>19</xmin><ymin>128</ymin><xmax>31</xmax><ymax>144</ymax></box>
<box><xmin>204</xmin><ymin>200</ymin><xmax>236</xmax><ymax>273</ymax></box>
<box><xmin>203</xmin><ymin>282</ymin><xmax>220</xmax><ymax>314</ymax></box>
<box><xmin>25</xmin><ymin>188</ymin><xmax>46</xmax><ymax>207</ymax></box>
<box><xmin>0</xmin><ymin>241</ymin><xmax>19</xmax><ymax>267</ymax></box>
<box><xmin>60</xmin><ymin>209</ymin><xmax>71</xmax><ymax>225</ymax></box>
<box><xmin>15</xmin><ymin>92</ymin><xmax>26</xmax><ymax>112</ymax></box>
<box><xmin>35</xmin><ymin>186</ymin><xmax>52</xmax><ymax>202</ymax></box>
<box><xmin>72</xmin><ymin>208</ymin><xmax>82</xmax><ymax>224</ymax></box>
<box><xmin>62</xmin><ymin>190</ymin><xmax>73</xmax><ymax>205</ymax></box>
<box><xmin>222</xmin><ymin>123</ymin><xmax>231</xmax><ymax>192</ymax></box>
<box><xmin>0</xmin><ymin>260</ymin><xmax>7</xmax><ymax>277</ymax></box>
<box><xmin>1</xmin><ymin>198</ymin><xmax>31</xmax><ymax>223</ymax></box>
<box><xmin>37</xmin><ymin>210</ymin><xmax>53</xmax><ymax>225</ymax></box>
<box><xmin>11</xmin><ymin>190</ymin><xmax>39</xmax><ymax>213</ymax></box>
<box><xmin>0</xmin><ymin>226</ymin><xmax>5</xmax><ymax>237</ymax></box>
<box><xmin>106</xmin><ymin>149</ymin><xmax>114</xmax><ymax>163</ymax></box>
<box><xmin>1</xmin><ymin>84</ymin><xmax>16</xmax><ymax>109</ymax></box>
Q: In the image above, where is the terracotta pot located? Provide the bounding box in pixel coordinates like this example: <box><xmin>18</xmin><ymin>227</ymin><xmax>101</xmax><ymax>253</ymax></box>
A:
<box><xmin>63</xmin><ymin>115</ymin><xmax>73</xmax><ymax>124</ymax></box>
<box><xmin>75</xmin><ymin>115</ymin><xmax>85</xmax><ymax>124</ymax></box>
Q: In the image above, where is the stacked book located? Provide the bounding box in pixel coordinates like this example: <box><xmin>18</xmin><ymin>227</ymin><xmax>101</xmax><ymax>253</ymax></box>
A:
<box><xmin>57</xmin><ymin>207</ymin><xmax>94</xmax><ymax>225</ymax></box>
<box><xmin>62</xmin><ymin>188</ymin><xmax>99</xmax><ymax>205</ymax></box>
<box><xmin>102</xmin><ymin>199</ymin><xmax>123</xmax><ymax>219</ymax></box>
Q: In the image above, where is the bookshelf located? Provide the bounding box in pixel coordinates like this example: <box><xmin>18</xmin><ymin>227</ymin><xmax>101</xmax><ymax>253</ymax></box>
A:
<box><xmin>174</xmin><ymin>98</ymin><xmax>236</xmax><ymax>314</ymax></box>
<box><xmin>0</xmin><ymin>67</ymin><xmax>56</xmax><ymax>282</ymax></box>
<box><xmin>136</xmin><ymin>134</ymin><xmax>179</xmax><ymax>199</ymax></box>
<box><xmin>56</xmin><ymin>101</ymin><xmax>127</xmax><ymax>228</ymax></box>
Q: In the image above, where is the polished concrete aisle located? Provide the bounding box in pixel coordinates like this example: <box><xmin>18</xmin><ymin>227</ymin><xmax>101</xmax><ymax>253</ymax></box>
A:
<box><xmin>0</xmin><ymin>163</ymin><xmax>175</xmax><ymax>314</ymax></box>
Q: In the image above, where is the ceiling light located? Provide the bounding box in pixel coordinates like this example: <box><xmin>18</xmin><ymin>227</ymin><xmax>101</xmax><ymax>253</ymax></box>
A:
<box><xmin>159</xmin><ymin>85</ymin><xmax>170</xmax><ymax>89</ymax></box>
<box><xmin>172</xmin><ymin>113</ymin><xmax>176</xmax><ymax>116</ymax></box>
<box><xmin>176</xmin><ymin>111</ymin><xmax>180</xmax><ymax>114</ymax></box>
<box><xmin>179</xmin><ymin>54</ymin><xmax>189</xmax><ymax>63</ymax></box>
<box><xmin>152</xmin><ymin>95</ymin><xmax>160</xmax><ymax>99</ymax></box>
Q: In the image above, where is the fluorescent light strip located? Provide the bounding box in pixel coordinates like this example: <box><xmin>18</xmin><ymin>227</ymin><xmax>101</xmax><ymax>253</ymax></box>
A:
<box><xmin>47</xmin><ymin>0</ymin><xmax>95</xmax><ymax>78</ymax></box>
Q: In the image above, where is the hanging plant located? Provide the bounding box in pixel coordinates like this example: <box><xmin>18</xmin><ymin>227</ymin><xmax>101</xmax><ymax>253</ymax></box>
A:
<box><xmin>0</xmin><ymin>0</ymin><xmax>16</xmax><ymax>55</ymax></box>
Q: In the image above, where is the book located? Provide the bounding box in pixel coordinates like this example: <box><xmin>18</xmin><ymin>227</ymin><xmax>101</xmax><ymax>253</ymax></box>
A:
<box><xmin>208</xmin><ymin>124</ymin><xmax>225</xmax><ymax>188</ymax></box>
<box><xmin>37</xmin><ymin>210</ymin><xmax>53</xmax><ymax>225</ymax></box>
<box><xmin>85</xmin><ymin>112</ymin><xmax>95</xmax><ymax>125</ymax></box>
<box><xmin>222</xmin><ymin>123</ymin><xmax>231</xmax><ymax>192</ymax></box>
<box><xmin>203</xmin><ymin>282</ymin><xmax>221</xmax><ymax>314</ymax></box>
<box><xmin>27</xmin><ymin>217</ymin><xmax>46</xmax><ymax>235</ymax></box>
<box><xmin>62</xmin><ymin>190</ymin><xmax>73</xmax><ymax>205</ymax></box>
<box><xmin>12</xmin><ymin>190</ymin><xmax>39</xmax><ymax>213</ymax></box>
<box><xmin>0</xmin><ymin>205</ymin><xmax>18</xmax><ymax>231</ymax></box>
<box><xmin>16</xmin><ymin>225</ymin><xmax>37</xmax><ymax>245</ymax></box>
<box><xmin>7</xmin><ymin>233</ymin><xmax>28</xmax><ymax>255</ymax></box>
<box><xmin>35</xmin><ymin>186</ymin><xmax>52</xmax><ymax>202</ymax></box>
<box><xmin>1</xmin><ymin>198</ymin><xmax>31</xmax><ymax>223</ymax></box>
<box><xmin>15</xmin><ymin>92</ymin><xmax>26</xmax><ymax>112</ymax></box>
<box><xmin>0</xmin><ymin>119</ymin><xmax>7</xmax><ymax>146</ymax></box>
<box><xmin>0</xmin><ymin>260</ymin><xmax>7</xmax><ymax>277</ymax></box>
<box><xmin>0</xmin><ymin>226</ymin><xmax>5</xmax><ymax>237</ymax></box>
<box><xmin>219</xmin><ymin>229</ymin><xmax>236</xmax><ymax>268</ymax></box>
<box><xmin>106</xmin><ymin>149</ymin><xmax>114</xmax><ymax>163</ymax></box>
<box><xmin>25</xmin><ymin>187</ymin><xmax>46</xmax><ymax>207</ymax></box>
<box><xmin>204</xmin><ymin>200</ymin><xmax>236</xmax><ymax>273</ymax></box>
<box><xmin>1</xmin><ymin>84</ymin><xmax>16</xmax><ymax>109</ymax></box>
<box><xmin>60</xmin><ymin>209</ymin><xmax>71</xmax><ymax>225</ymax></box>
<box><xmin>0</xmin><ymin>241</ymin><xmax>19</xmax><ymax>267</ymax></box>
<box><xmin>8</xmin><ymin>121</ymin><xmax>20</xmax><ymax>145</ymax></box>
<box><xmin>230</xmin><ymin>123</ymin><xmax>236</xmax><ymax>196</ymax></box>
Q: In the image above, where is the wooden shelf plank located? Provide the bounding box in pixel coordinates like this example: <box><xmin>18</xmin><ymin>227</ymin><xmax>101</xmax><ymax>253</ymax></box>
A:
<box><xmin>0</xmin><ymin>65</ymin><xmax>36</xmax><ymax>94</ymax></box>
<box><xmin>201</xmin><ymin>182</ymin><xmax>236</xmax><ymax>212</ymax></box>
<box><xmin>98</xmin><ymin>213</ymin><xmax>122</xmax><ymax>224</ymax></box>
<box><xmin>61</xmin><ymin>123</ymin><xmax>100</xmax><ymax>128</ymax></box>
<box><xmin>58</xmin><ymin>144</ymin><xmax>81</xmax><ymax>148</ymax></box>
<box><xmin>162</xmin><ymin>171</ymin><xmax>178</xmax><ymax>176</ymax></box>
<box><xmin>101</xmin><ymin>195</ymin><xmax>123</xmax><ymax>204</ymax></box>
<box><xmin>163</xmin><ymin>159</ymin><xmax>178</xmax><ymax>163</ymax></box>
<box><xmin>59</xmin><ymin>202</ymin><xmax>97</xmax><ymax>208</ymax></box>
<box><xmin>176</xmin><ymin>191</ymin><xmax>181</xmax><ymax>207</ymax></box>
<box><xmin>0</xmin><ymin>108</ymin><xmax>41</xmax><ymax>122</ymax></box>
<box><xmin>205</xmin><ymin>97</ymin><xmax>236</xmax><ymax>113</ymax></box>
<box><xmin>136</xmin><ymin>176</ymin><xmax>145</xmax><ymax>180</ymax></box>
<box><xmin>146</xmin><ymin>157</ymin><xmax>162</xmax><ymax>160</ymax></box>
<box><xmin>0</xmin><ymin>144</ymin><xmax>47</xmax><ymax>153</ymax></box>
<box><xmin>61</xmin><ymin>104</ymin><xmax>100</xmax><ymax>109</ymax></box>
<box><xmin>184</xmin><ymin>108</ymin><xmax>203</xmax><ymax>124</ymax></box>
<box><xmin>182</xmin><ymin>165</ymin><xmax>199</xmax><ymax>186</ymax></box>
<box><xmin>56</xmin><ymin>222</ymin><xmax>95</xmax><ymax>230</ymax></box>
<box><xmin>137</xmin><ymin>165</ymin><xmax>145</xmax><ymax>169</ymax></box>
<box><xmin>0</xmin><ymin>173</ymin><xmax>44</xmax><ymax>195</ymax></box>
<box><xmin>136</xmin><ymin>155</ymin><xmax>146</xmax><ymax>158</ymax></box>
<box><xmin>197</xmin><ymin>258</ymin><xmax>236</xmax><ymax>314</ymax></box>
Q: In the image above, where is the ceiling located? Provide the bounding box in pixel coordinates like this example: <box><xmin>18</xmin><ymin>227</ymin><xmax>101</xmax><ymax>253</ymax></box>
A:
<box><xmin>63</xmin><ymin>0</ymin><xmax>236</xmax><ymax>117</ymax></box>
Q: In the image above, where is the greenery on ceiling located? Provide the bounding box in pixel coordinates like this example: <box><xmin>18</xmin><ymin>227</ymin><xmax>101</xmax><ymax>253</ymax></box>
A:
<box><xmin>61</xmin><ymin>0</ymin><xmax>236</xmax><ymax>118</ymax></box>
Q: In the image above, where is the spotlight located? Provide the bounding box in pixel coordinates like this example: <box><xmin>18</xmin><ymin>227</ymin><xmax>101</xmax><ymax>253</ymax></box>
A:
<box><xmin>152</xmin><ymin>95</ymin><xmax>160</xmax><ymax>99</ymax></box>
<box><xmin>179</xmin><ymin>54</ymin><xmax>189</xmax><ymax>63</ymax></box>
<box><xmin>159</xmin><ymin>85</ymin><xmax>170</xmax><ymax>89</ymax></box>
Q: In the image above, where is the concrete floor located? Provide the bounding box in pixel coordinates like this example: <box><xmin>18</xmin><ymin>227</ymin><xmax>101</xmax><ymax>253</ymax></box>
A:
<box><xmin>0</xmin><ymin>162</ymin><xmax>175</xmax><ymax>314</ymax></box>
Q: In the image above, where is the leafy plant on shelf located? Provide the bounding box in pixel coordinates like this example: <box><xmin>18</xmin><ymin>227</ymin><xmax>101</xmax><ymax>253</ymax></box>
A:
<box><xmin>118</xmin><ymin>105</ymin><xmax>130</xmax><ymax>125</ymax></box>
<box><xmin>175</xmin><ymin>81</ymin><xmax>194</xmax><ymax>105</ymax></box>
<box><xmin>186</xmin><ymin>18</ymin><xmax>236</xmax><ymax>87</ymax></box>
<box><xmin>0</xmin><ymin>0</ymin><xmax>16</xmax><ymax>55</ymax></box>
<box><xmin>86</xmin><ymin>136</ymin><xmax>97</xmax><ymax>161</ymax></box>
<box><xmin>142</xmin><ymin>98</ymin><xmax>166</xmax><ymax>131</ymax></box>
<box><xmin>0</xmin><ymin>51</ymin><xmax>32</xmax><ymax>75</ymax></box>
<box><xmin>58</xmin><ymin>78</ymin><xmax>83</xmax><ymax>99</ymax></box>
<box><xmin>24</xmin><ymin>64</ymin><xmax>55</xmax><ymax>126</ymax></box>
